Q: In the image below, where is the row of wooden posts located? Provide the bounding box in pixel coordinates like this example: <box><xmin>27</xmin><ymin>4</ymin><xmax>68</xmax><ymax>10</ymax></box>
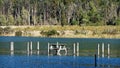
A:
<box><xmin>10</xmin><ymin>41</ymin><xmax>110</xmax><ymax>57</ymax></box>
<box><xmin>10</xmin><ymin>41</ymin><xmax>40</xmax><ymax>55</ymax></box>
<box><xmin>10</xmin><ymin>41</ymin><xmax>80</xmax><ymax>56</ymax></box>
<box><xmin>98</xmin><ymin>43</ymin><xmax>110</xmax><ymax>58</ymax></box>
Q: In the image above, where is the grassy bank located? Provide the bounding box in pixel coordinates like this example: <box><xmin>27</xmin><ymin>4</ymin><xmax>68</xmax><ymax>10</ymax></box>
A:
<box><xmin>0</xmin><ymin>26</ymin><xmax>120</xmax><ymax>38</ymax></box>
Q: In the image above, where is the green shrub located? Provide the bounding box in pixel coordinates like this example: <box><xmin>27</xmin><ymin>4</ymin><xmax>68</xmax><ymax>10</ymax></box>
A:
<box><xmin>116</xmin><ymin>19</ymin><xmax>120</xmax><ymax>25</ymax></box>
<box><xmin>75</xmin><ymin>30</ymin><xmax>80</xmax><ymax>35</ymax></box>
<box><xmin>15</xmin><ymin>31</ymin><xmax>22</xmax><ymax>36</ymax></box>
<box><xmin>40</xmin><ymin>30</ymin><xmax>46</xmax><ymax>35</ymax></box>
<box><xmin>40</xmin><ymin>29</ymin><xmax>59</xmax><ymax>37</ymax></box>
<box><xmin>71</xmin><ymin>19</ymin><xmax>79</xmax><ymax>25</ymax></box>
<box><xmin>102</xmin><ymin>29</ymin><xmax>118</xmax><ymax>35</ymax></box>
<box><xmin>4</xmin><ymin>27</ymin><xmax>13</xmax><ymax>34</ymax></box>
<box><xmin>0</xmin><ymin>27</ymin><xmax>3</xmax><ymax>35</ymax></box>
<box><xmin>74</xmin><ymin>30</ymin><xmax>87</xmax><ymax>35</ymax></box>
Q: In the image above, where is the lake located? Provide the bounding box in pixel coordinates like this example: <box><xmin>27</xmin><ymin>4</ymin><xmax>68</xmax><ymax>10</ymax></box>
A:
<box><xmin>0</xmin><ymin>55</ymin><xmax>120</xmax><ymax>68</ymax></box>
<box><xmin>0</xmin><ymin>36</ymin><xmax>120</xmax><ymax>57</ymax></box>
<box><xmin>0</xmin><ymin>36</ymin><xmax>120</xmax><ymax>68</ymax></box>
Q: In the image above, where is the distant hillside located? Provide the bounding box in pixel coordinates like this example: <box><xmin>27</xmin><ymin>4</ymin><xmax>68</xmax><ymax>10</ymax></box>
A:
<box><xmin>0</xmin><ymin>0</ymin><xmax>120</xmax><ymax>26</ymax></box>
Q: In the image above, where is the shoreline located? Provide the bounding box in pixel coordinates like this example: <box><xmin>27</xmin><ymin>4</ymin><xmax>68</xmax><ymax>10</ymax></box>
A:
<box><xmin>0</xmin><ymin>26</ymin><xmax>120</xmax><ymax>39</ymax></box>
<box><xmin>0</xmin><ymin>36</ymin><xmax>120</xmax><ymax>39</ymax></box>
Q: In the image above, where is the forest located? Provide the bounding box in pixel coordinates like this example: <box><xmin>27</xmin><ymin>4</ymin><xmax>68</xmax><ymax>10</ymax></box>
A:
<box><xmin>0</xmin><ymin>0</ymin><xmax>120</xmax><ymax>26</ymax></box>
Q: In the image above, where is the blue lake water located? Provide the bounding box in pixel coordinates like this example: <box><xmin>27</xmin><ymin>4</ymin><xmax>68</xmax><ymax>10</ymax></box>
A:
<box><xmin>0</xmin><ymin>36</ymin><xmax>120</xmax><ymax>68</ymax></box>
<box><xmin>0</xmin><ymin>36</ymin><xmax>120</xmax><ymax>57</ymax></box>
<box><xmin>0</xmin><ymin>55</ymin><xmax>120</xmax><ymax>68</ymax></box>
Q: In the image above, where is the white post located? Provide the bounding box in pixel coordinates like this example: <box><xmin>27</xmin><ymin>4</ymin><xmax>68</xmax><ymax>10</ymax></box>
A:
<box><xmin>57</xmin><ymin>42</ymin><xmax>59</xmax><ymax>55</ymax></box>
<box><xmin>73</xmin><ymin>43</ymin><xmax>76</xmax><ymax>56</ymax></box>
<box><xmin>77</xmin><ymin>42</ymin><xmax>79</xmax><ymax>56</ymax></box>
<box><xmin>27</xmin><ymin>42</ymin><xmax>29</xmax><ymax>55</ymax></box>
<box><xmin>10</xmin><ymin>42</ymin><xmax>14</xmax><ymax>55</ymax></box>
<box><xmin>57</xmin><ymin>42</ymin><xmax>59</xmax><ymax>48</ymax></box>
<box><xmin>30</xmin><ymin>41</ymin><xmax>32</xmax><ymax>55</ymax></box>
<box><xmin>37</xmin><ymin>41</ymin><xmax>39</xmax><ymax>51</ymax></box>
<box><xmin>10</xmin><ymin>42</ymin><xmax>14</xmax><ymax>51</ymax></box>
<box><xmin>102</xmin><ymin>43</ymin><xmax>104</xmax><ymax>57</ymax></box>
<box><xmin>48</xmin><ymin>43</ymin><xmax>50</xmax><ymax>56</ymax></box>
<box><xmin>30</xmin><ymin>41</ymin><xmax>32</xmax><ymax>51</ymax></box>
<box><xmin>98</xmin><ymin>43</ymin><xmax>100</xmax><ymax>57</ymax></box>
<box><xmin>37</xmin><ymin>41</ymin><xmax>39</xmax><ymax>55</ymax></box>
<box><xmin>108</xmin><ymin>44</ymin><xmax>110</xmax><ymax>58</ymax></box>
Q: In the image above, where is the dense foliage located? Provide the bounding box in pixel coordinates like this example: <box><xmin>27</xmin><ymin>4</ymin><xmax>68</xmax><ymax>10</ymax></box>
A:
<box><xmin>41</xmin><ymin>29</ymin><xmax>59</xmax><ymax>37</ymax></box>
<box><xmin>0</xmin><ymin>27</ymin><xmax>13</xmax><ymax>35</ymax></box>
<box><xmin>0</xmin><ymin>0</ymin><xmax>120</xmax><ymax>26</ymax></box>
<box><xmin>15</xmin><ymin>31</ymin><xmax>22</xmax><ymax>36</ymax></box>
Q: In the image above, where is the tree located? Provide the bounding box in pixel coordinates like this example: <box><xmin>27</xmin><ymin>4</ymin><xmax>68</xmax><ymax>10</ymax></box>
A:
<box><xmin>16</xmin><ymin>15</ymin><xmax>22</xmax><ymax>25</ymax></box>
<box><xmin>21</xmin><ymin>7</ymin><xmax>30</xmax><ymax>25</ymax></box>
<box><xmin>0</xmin><ymin>0</ymin><xmax>119</xmax><ymax>26</ymax></box>
<box><xmin>0</xmin><ymin>14</ymin><xmax>7</xmax><ymax>25</ymax></box>
<box><xmin>7</xmin><ymin>14</ymin><xmax>14</xmax><ymax>25</ymax></box>
<box><xmin>61</xmin><ymin>9</ymin><xmax>67</xmax><ymax>26</ymax></box>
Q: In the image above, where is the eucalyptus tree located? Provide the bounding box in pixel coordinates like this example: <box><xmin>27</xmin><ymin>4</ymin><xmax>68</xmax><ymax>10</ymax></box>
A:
<box><xmin>0</xmin><ymin>0</ymin><xmax>119</xmax><ymax>26</ymax></box>
<box><xmin>0</xmin><ymin>14</ymin><xmax>7</xmax><ymax>25</ymax></box>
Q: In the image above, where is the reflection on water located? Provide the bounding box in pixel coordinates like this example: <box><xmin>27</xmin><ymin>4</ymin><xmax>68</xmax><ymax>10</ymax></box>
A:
<box><xmin>0</xmin><ymin>55</ymin><xmax>120</xmax><ymax>68</ymax></box>
<box><xmin>0</xmin><ymin>37</ymin><xmax>120</xmax><ymax>68</ymax></box>
<box><xmin>0</xmin><ymin>36</ymin><xmax>120</xmax><ymax>57</ymax></box>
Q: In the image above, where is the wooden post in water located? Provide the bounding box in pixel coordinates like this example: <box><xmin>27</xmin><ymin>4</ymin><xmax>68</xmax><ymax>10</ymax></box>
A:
<box><xmin>48</xmin><ymin>42</ymin><xmax>50</xmax><ymax>56</ymax></box>
<box><xmin>10</xmin><ymin>42</ymin><xmax>14</xmax><ymax>55</ymax></box>
<box><xmin>77</xmin><ymin>42</ymin><xmax>79</xmax><ymax>56</ymax></box>
<box><xmin>108</xmin><ymin>44</ymin><xmax>110</xmax><ymax>58</ymax></box>
<box><xmin>30</xmin><ymin>41</ymin><xmax>32</xmax><ymax>54</ymax></box>
<box><xmin>73</xmin><ymin>43</ymin><xmax>76</xmax><ymax>56</ymax></box>
<box><xmin>107</xmin><ymin>44</ymin><xmax>110</xmax><ymax>68</ymax></box>
<box><xmin>56</xmin><ymin>42</ymin><xmax>59</xmax><ymax>55</ymax></box>
<box><xmin>27</xmin><ymin>42</ymin><xmax>29</xmax><ymax>55</ymax></box>
<box><xmin>57</xmin><ymin>42</ymin><xmax>59</xmax><ymax>48</ymax></box>
<box><xmin>10</xmin><ymin>42</ymin><xmax>14</xmax><ymax>51</ymax></box>
<box><xmin>102</xmin><ymin>43</ymin><xmax>104</xmax><ymax>57</ymax></box>
<box><xmin>37</xmin><ymin>41</ymin><xmax>39</xmax><ymax>55</ymax></box>
<box><xmin>30</xmin><ymin>41</ymin><xmax>32</xmax><ymax>51</ymax></box>
<box><xmin>37</xmin><ymin>41</ymin><xmax>39</xmax><ymax>51</ymax></box>
<box><xmin>98</xmin><ymin>44</ymin><xmax>100</xmax><ymax>58</ymax></box>
<box><xmin>95</xmin><ymin>54</ymin><xmax>97</xmax><ymax>67</ymax></box>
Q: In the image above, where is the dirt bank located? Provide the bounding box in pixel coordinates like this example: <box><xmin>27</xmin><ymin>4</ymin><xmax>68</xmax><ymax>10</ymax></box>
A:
<box><xmin>0</xmin><ymin>26</ymin><xmax>120</xmax><ymax>38</ymax></box>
